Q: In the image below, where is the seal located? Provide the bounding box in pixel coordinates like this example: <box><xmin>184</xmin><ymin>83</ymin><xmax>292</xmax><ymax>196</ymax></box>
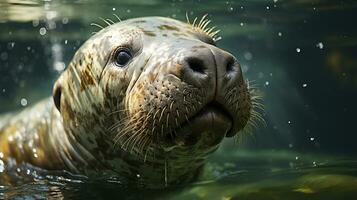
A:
<box><xmin>0</xmin><ymin>15</ymin><xmax>262</xmax><ymax>187</ymax></box>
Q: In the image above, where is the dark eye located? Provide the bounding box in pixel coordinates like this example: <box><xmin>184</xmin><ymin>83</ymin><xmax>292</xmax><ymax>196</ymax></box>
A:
<box><xmin>114</xmin><ymin>49</ymin><xmax>132</xmax><ymax>67</ymax></box>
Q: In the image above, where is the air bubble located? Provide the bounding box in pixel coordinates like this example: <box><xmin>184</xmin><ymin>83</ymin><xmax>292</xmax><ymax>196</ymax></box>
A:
<box><xmin>62</xmin><ymin>17</ymin><xmax>69</xmax><ymax>24</ymax></box>
<box><xmin>20</xmin><ymin>98</ymin><xmax>28</xmax><ymax>106</ymax></box>
<box><xmin>0</xmin><ymin>52</ymin><xmax>8</xmax><ymax>60</ymax></box>
<box><xmin>32</xmin><ymin>20</ymin><xmax>39</xmax><ymax>27</ymax></box>
<box><xmin>316</xmin><ymin>42</ymin><xmax>324</xmax><ymax>49</ymax></box>
<box><xmin>39</xmin><ymin>27</ymin><xmax>47</xmax><ymax>35</ymax></box>
<box><xmin>244</xmin><ymin>52</ymin><xmax>253</xmax><ymax>60</ymax></box>
<box><xmin>0</xmin><ymin>160</ymin><xmax>4</xmax><ymax>173</ymax></box>
<box><xmin>54</xmin><ymin>62</ymin><xmax>65</xmax><ymax>72</ymax></box>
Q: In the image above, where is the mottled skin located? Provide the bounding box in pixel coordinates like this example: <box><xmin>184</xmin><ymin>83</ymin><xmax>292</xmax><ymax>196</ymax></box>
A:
<box><xmin>0</xmin><ymin>17</ymin><xmax>253</xmax><ymax>188</ymax></box>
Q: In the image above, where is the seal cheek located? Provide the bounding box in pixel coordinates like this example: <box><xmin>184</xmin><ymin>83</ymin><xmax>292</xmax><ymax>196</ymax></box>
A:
<box><xmin>53</xmin><ymin>77</ymin><xmax>62</xmax><ymax>112</ymax></box>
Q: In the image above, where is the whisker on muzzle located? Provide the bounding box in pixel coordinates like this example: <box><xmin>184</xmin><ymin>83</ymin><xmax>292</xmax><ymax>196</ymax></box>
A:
<box><xmin>235</xmin><ymin>80</ymin><xmax>265</xmax><ymax>143</ymax></box>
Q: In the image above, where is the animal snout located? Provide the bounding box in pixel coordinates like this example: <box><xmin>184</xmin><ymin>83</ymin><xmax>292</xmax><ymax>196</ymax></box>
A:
<box><xmin>168</xmin><ymin>45</ymin><xmax>243</xmax><ymax>98</ymax></box>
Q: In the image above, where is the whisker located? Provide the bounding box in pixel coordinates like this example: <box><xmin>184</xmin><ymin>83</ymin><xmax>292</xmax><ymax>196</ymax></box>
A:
<box><xmin>113</xmin><ymin>14</ymin><xmax>122</xmax><ymax>22</ymax></box>
<box><xmin>99</xmin><ymin>17</ymin><xmax>112</xmax><ymax>26</ymax></box>
<box><xmin>90</xmin><ymin>23</ymin><xmax>104</xmax><ymax>29</ymax></box>
<box><xmin>106</xmin><ymin>18</ymin><xmax>115</xmax><ymax>24</ymax></box>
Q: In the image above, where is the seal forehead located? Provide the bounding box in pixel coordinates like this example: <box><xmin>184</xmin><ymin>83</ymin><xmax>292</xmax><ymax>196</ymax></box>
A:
<box><xmin>94</xmin><ymin>25</ymin><xmax>143</xmax><ymax>52</ymax></box>
<box><xmin>114</xmin><ymin>17</ymin><xmax>211</xmax><ymax>45</ymax></box>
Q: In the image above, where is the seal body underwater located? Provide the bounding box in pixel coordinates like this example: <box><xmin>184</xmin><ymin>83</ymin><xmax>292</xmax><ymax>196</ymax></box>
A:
<box><xmin>0</xmin><ymin>16</ymin><xmax>260</xmax><ymax>187</ymax></box>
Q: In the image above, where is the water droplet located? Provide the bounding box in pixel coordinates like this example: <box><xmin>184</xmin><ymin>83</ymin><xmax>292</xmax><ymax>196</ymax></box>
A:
<box><xmin>316</xmin><ymin>42</ymin><xmax>324</xmax><ymax>49</ymax></box>
<box><xmin>62</xmin><ymin>17</ymin><xmax>69</xmax><ymax>24</ymax></box>
<box><xmin>54</xmin><ymin>62</ymin><xmax>65</xmax><ymax>72</ymax></box>
<box><xmin>126</xmin><ymin>9</ymin><xmax>131</xmax><ymax>13</ymax></box>
<box><xmin>289</xmin><ymin>162</ymin><xmax>294</xmax><ymax>168</ymax></box>
<box><xmin>273</xmin><ymin>0</ymin><xmax>278</xmax><ymax>2</ymax></box>
<box><xmin>32</xmin><ymin>20</ymin><xmax>39</xmax><ymax>27</ymax></box>
<box><xmin>266</xmin><ymin>6</ymin><xmax>270</xmax><ymax>10</ymax></box>
<box><xmin>310</xmin><ymin>137</ymin><xmax>315</xmax><ymax>141</ymax></box>
<box><xmin>302</xmin><ymin>83</ymin><xmax>307</xmax><ymax>88</ymax></box>
<box><xmin>20</xmin><ymin>98</ymin><xmax>28</xmax><ymax>106</ymax></box>
<box><xmin>0</xmin><ymin>52</ymin><xmax>8</xmax><ymax>61</ymax></box>
<box><xmin>228</xmin><ymin>7</ymin><xmax>233</xmax><ymax>11</ymax></box>
<box><xmin>0</xmin><ymin>160</ymin><xmax>4</xmax><ymax>173</ymax></box>
<box><xmin>265</xmin><ymin>81</ymin><xmax>269</xmax><ymax>86</ymax></box>
<box><xmin>47</xmin><ymin>21</ymin><xmax>56</xmax><ymax>30</ymax></box>
<box><xmin>296</xmin><ymin>48</ymin><xmax>301</xmax><ymax>53</ymax></box>
<box><xmin>136</xmin><ymin>174</ymin><xmax>141</xmax><ymax>178</ymax></box>
<box><xmin>8</xmin><ymin>42</ymin><xmax>15</xmax><ymax>49</ymax></box>
<box><xmin>112</xmin><ymin>7</ymin><xmax>116</xmax><ymax>11</ymax></box>
<box><xmin>39</xmin><ymin>27</ymin><xmax>47</xmax><ymax>36</ymax></box>
<box><xmin>295</xmin><ymin>156</ymin><xmax>299</xmax><ymax>160</ymax></box>
<box><xmin>243</xmin><ymin>52</ymin><xmax>253</xmax><ymax>60</ymax></box>
<box><xmin>240</xmin><ymin>22</ymin><xmax>244</xmax><ymax>26</ymax></box>
<box><xmin>241</xmin><ymin>65</ymin><xmax>249</xmax><ymax>73</ymax></box>
<box><xmin>278</xmin><ymin>32</ymin><xmax>282</xmax><ymax>37</ymax></box>
<box><xmin>288</xmin><ymin>120</ymin><xmax>291</xmax><ymax>124</ymax></box>
<box><xmin>288</xmin><ymin>143</ymin><xmax>293</xmax><ymax>148</ymax></box>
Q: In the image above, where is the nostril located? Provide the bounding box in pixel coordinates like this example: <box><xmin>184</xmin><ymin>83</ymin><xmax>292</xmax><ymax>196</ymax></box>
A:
<box><xmin>186</xmin><ymin>57</ymin><xmax>206</xmax><ymax>74</ymax></box>
<box><xmin>226</xmin><ymin>57</ymin><xmax>235</xmax><ymax>73</ymax></box>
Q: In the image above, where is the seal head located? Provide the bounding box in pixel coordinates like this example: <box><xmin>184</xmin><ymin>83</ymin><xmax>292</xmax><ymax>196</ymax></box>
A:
<box><xmin>52</xmin><ymin>16</ymin><xmax>253</xmax><ymax>187</ymax></box>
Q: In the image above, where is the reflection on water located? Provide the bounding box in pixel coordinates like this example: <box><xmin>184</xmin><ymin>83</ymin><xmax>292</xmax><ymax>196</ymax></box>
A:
<box><xmin>1</xmin><ymin>0</ymin><xmax>357</xmax><ymax>199</ymax></box>
<box><xmin>1</xmin><ymin>150</ymin><xmax>357</xmax><ymax>199</ymax></box>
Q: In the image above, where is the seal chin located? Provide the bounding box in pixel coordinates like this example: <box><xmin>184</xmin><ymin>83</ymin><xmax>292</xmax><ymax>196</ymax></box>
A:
<box><xmin>171</xmin><ymin>101</ymin><xmax>233</xmax><ymax>147</ymax></box>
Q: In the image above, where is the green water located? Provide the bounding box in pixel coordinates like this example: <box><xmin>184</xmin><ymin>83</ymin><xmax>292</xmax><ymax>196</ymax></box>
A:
<box><xmin>1</xmin><ymin>149</ymin><xmax>357</xmax><ymax>199</ymax></box>
<box><xmin>1</xmin><ymin>0</ymin><xmax>357</xmax><ymax>199</ymax></box>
